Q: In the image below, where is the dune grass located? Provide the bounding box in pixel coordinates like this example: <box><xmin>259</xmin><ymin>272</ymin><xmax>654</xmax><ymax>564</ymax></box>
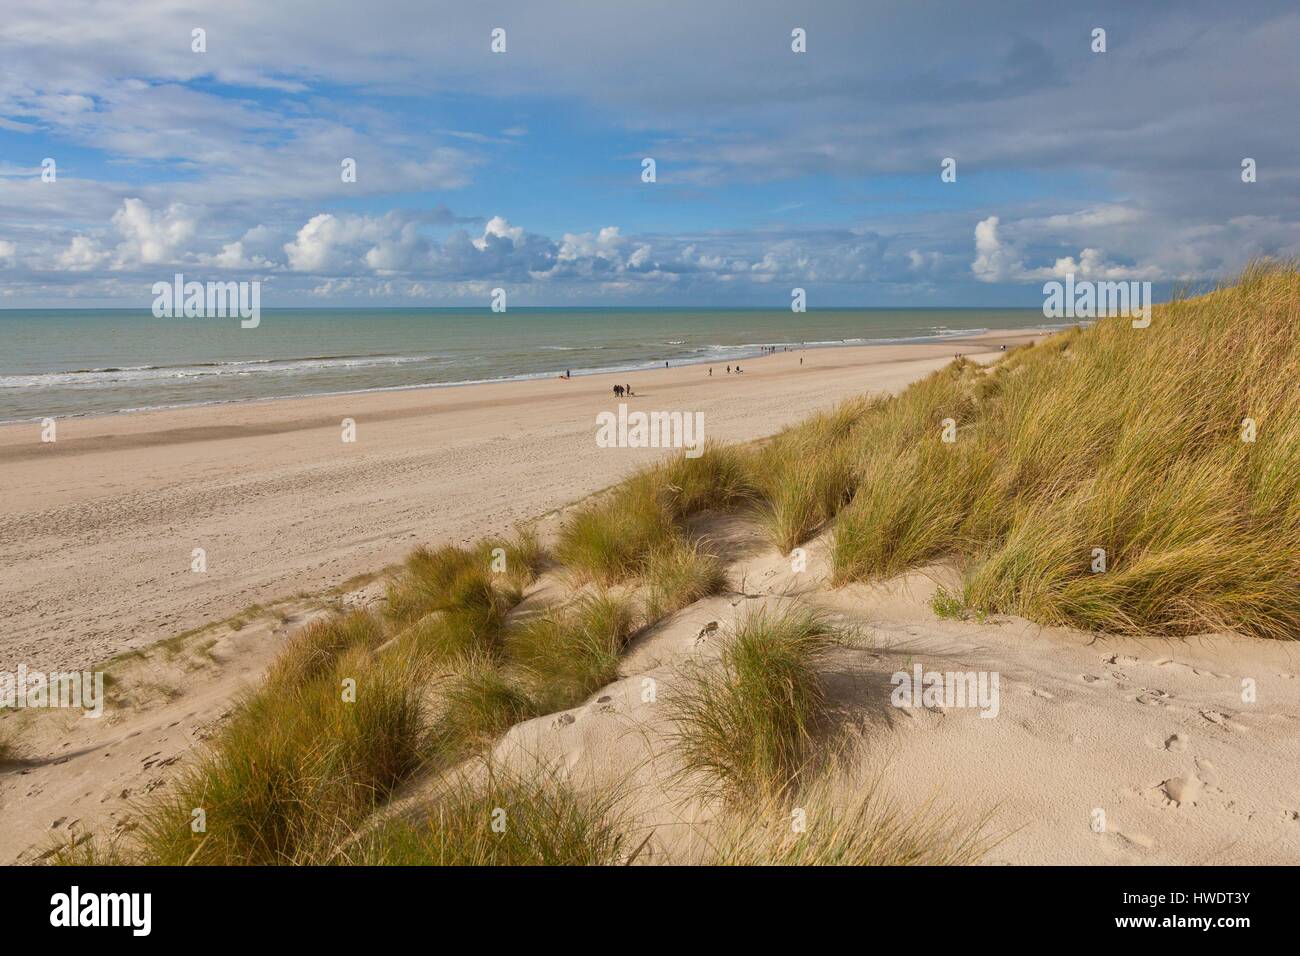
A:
<box><xmin>667</xmin><ymin>606</ymin><xmax>839</xmax><ymax>800</ymax></box>
<box><xmin>643</xmin><ymin>538</ymin><xmax>729</xmax><ymax>620</ymax></box>
<box><xmin>707</xmin><ymin>785</ymin><xmax>990</xmax><ymax>866</ymax></box>
<box><xmin>130</xmin><ymin>640</ymin><xmax>430</xmax><ymax>865</ymax></box>
<box><xmin>752</xmin><ymin>397</ymin><xmax>876</xmax><ymax>553</ymax></box>
<box><xmin>507</xmin><ymin>592</ymin><xmax>637</xmax><ymax>713</ymax></box>
<box><xmin>429</xmin><ymin>656</ymin><xmax>537</xmax><ymax>758</ymax></box>
<box><xmin>555</xmin><ymin>443</ymin><xmax>756</xmax><ymax>583</ymax></box>
<box><xmin>830</xmin><ymin>263</ymin><xmax>1300</xmax><ymax>640</ymax></box>
<box><xmin>346</xmin><ymin>766</ymin><xmax>633</xmax><ymax>866</ymax></box>
<box><xmin>264</xmin><ymin>609</ymin><xmax>387</xmax><ymax>689</ymax></box>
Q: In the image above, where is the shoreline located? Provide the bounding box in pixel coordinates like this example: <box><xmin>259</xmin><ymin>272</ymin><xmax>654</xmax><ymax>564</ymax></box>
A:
<box><xmin>0</xmin><ymin>328</ymin><xmax>1045</xmax><ymax>671</ymax></box>
<box><xmin>0</xmin><ymin>325</ymin><xmax>1072</xmax><ymax>426</ymax></box>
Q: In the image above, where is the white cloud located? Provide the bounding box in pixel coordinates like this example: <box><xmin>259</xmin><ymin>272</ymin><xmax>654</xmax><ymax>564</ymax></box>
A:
<box><xmin>58</xmin><ymin>235</ymin><xmax>108</xmax><ymax>271</ymax></box>
<box><xmin>110</xmin><ymin>198</ymin><xmax>197</xmax><ymax>267</ymax></box>
<box><xmin>472</xmin><ymin>216</ymin><xmax>525</xmax><ymax>251</ymax></box>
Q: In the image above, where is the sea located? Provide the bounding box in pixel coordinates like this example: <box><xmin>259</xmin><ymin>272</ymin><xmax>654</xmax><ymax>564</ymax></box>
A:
<box><xmin>0</xmin><ymin>307</ymin><xmax>1058</xmax><ymax>422</ymax></box>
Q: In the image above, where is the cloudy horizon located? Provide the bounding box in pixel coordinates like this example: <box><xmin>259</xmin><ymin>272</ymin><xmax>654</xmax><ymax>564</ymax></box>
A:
<box><xmin>1</xmin><ymin>0</ymin><xmax>1297</xmax><ymax>308</ymax></box>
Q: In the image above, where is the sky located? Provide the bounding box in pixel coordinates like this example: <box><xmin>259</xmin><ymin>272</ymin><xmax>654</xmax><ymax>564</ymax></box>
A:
<box><xmin>0</xmin><ymin>0</ymin><xmax>1297</xmax><ymax>308</ymax></box>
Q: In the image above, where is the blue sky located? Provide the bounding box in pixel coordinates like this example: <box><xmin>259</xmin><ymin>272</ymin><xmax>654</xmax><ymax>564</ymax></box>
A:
<box><xmin>0</xmin><ymin>0</ymin><xmax>1297</xmax><ymax>307</ymax></box>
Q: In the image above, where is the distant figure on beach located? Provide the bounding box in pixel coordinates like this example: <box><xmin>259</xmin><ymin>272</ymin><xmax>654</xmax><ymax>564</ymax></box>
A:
<box><xmin>708</xmin><ymin>367</ymin><xmax>713</xmax><ymax>376</ymax></box>
<box><xmin>626</xmin><ymin>383</ymin><xmax>634</xmax><ymax>397</ymax></box>
<box><xmin>664</xmin><ymin>361</ymin><xmax>668</xmax><ymax>368</ymax></box>
<box><xmin>726</xmin><ymin>365</ymin><xmax>731</xmax><ymax>374</ymax></box>
<box><xmin>735</xmin><ymin>365</ymin><xmax>742</xmax><ymax>374</ymax></box>
<box><xmin>613</xmin><ymin>384</ymin><xmax>624</xmax><ymax>397</ymax></box>
<box><xmin>799</xmin><ymin>357</ymin><xmax>803</xmax><ymax>365</ymax></box>
<box><xmin>566</xmin><ymin>369</ymin><xmax>572</xmax><ymax>379</ymax></box>
<box><xmin>1000</xmin><ymin>344</ymin><xmax>1007</xmax><ymax>351</ymax></box>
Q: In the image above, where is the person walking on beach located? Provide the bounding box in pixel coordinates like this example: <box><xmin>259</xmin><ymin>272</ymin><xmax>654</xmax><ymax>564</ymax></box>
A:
<box><xmin>708</xmin><ymin>367</ymin><xmax>713</xmax><ymax>376</ymax></box>
<box><xmin>726</xmin><ymin>365</ymin><xmax>731</xmax><ymax>374</ymax></box>
<box><xmin>626</xmin><ymin>383</ymin><xmax>634</xmax><ymax>397</ymax></box>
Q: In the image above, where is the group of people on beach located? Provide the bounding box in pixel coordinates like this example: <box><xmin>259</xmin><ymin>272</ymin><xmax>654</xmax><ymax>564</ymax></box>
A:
<box><xmin>613</xmin><ymin>384</ymin><xmax>635</xmax><ymax>397</ymax></box>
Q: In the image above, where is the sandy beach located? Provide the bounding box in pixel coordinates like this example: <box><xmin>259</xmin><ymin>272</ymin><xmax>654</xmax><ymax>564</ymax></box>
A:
<box><xmin>0</xmin><ymin>331</ymin><xmax>1039</xmax><ymax>672</ymax></box>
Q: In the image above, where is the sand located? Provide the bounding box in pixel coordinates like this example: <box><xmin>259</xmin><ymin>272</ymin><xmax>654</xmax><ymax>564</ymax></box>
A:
<box><xmin>0</xmin><ymin>331</ymin><xmax>1035</xmax><ymax>672</ymax></box>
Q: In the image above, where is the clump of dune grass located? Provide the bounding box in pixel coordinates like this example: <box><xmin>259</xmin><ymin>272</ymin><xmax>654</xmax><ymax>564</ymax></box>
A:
<box><xmin>507</xmin><ymin>593</ymin><xmax>636</xmax><ymax>712</ymax></box>
<box><xmin>656</xmin><ymin>442</ymin><xmax>758</xmax><ymax>518</ymax></box>
<box><xmin>643</xmin><ymin>538</ymin><xmax>729</xmax><ymax>621</ymax></box>
<box><xmin>346</xmin><ymin>765</ymin><xmax>633</xmax><ymax>865</ymax></box>
<box><xmin>706</xmin><ymin>784</ymin><xmax>990</xmax><ymax>866</ymax></box>
<box><xmin>131</xmin><ymin>636</ymin><xmax>430</xmax><ymax>865</ymax></box>
<box><xmin>555</xmin><ymin>444</ymin><xmax>757</xmax><ymax>583</ymax></box>
<box><xmin>753</xmin><ymin>397</ymin><xmax>877</xmax><ymax>552</ymax></box>
<box><xmin>386</xmin><ymin>543</ymin><xmax>519</xmax><ymax>662</ymax></box>
<box><xmin>386</xmin><ymin>544</ymin><xmax>516</xmax><ymax>628</ymax></box>
<box><xmin>554</xmin><ymin>486</ymin><xmax>678</xmax><ymax>583</ymax></box>
<box><xmin>667</xmin><ymin>606</ymin><xmax>838</xmax><ymax>800</ymax></box>
<box><xmin>429</xmin><ymin>656</ymin><xmax>536</xmax><ymax>757</ymax></box>
<box><xmin>477</xmin><ymin>525</ymin><xmax>547</xmax><ymax>598</ymax></box>
<box><xmin>264</xmin><ymin>609</ymin><xmax>386</xmax><ymax>689</ymax></box>
<box><xmin>832</xmin><ymin>263</ymin><xmax>1300</xmax><ymax>640</ymax></box>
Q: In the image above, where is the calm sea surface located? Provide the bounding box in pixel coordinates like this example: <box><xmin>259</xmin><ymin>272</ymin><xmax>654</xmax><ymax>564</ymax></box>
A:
<box><xmin>0</xmin><ymin>307</ymin><xmax>1057</xmax><ymax>421</ymax></box>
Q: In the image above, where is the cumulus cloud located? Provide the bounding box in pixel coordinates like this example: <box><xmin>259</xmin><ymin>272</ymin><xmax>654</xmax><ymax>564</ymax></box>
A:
<box><xmin>58</xmin><ymin>235</ymin><xmax>109</xmax><ymax>271</ymax></box>
<box><xmin>110</xmin><ymin>199</ymin><xmax>198</xmax><ymax>267</ymax></box>
<box><xmin>971</xmin><ymin>215</ymin><xmax>1161</xmax><ymax>284</ymax></box>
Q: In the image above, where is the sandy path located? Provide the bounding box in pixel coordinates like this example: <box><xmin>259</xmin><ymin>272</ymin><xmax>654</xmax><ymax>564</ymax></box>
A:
<box><xmin>0</xmin><ymin>332</ymin><xmax>1040</xmax><ymax>671</ymax></box>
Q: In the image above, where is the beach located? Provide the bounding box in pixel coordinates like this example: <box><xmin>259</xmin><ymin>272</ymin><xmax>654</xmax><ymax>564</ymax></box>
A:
<box><xmin>0</xmin><ymin>330</ymin><xmax>1039</xmax><ymax>672</ymax></box>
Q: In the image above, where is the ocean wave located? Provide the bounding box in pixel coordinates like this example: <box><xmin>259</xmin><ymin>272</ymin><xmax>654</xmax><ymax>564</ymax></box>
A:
<box><xmin>1</xmin><ymin>354</ymin><xmax>441</xmax><ymax>389</ymax></box>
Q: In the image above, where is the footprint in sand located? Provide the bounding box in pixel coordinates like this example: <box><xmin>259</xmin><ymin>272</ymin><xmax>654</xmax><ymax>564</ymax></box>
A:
<box><xmin>1200</xmin><ymin>709</ymin><xmax>1248</xmax><ymax>733</ymax></box>
<box><xmin>1030</xmin><ymin>688</ymin><xmax>1055</xmax><ymax>699</ymax></box>
<box><xmin>1081</xmin><ymin>674</ymin><xmax>1101</xmax><ymax>684</ymax></box>
<box><xmin>1103</xmin><ymin>653</ymin><xmax>1140</xmax><ymax>667</ymax></box>
<box><xmin>1194</xmin><ymin>757</ymin><xmax>1220</xmax><ymax>788</ymax></box>
<box><xmin>1153</xmin><ymin>658</ymin><xmax>1229</xmax><ymax>679</ymax></box>
<box><xmin>1158</xmin><ymin>774</ymin><xmax>1203</xmax><ymax>807</ymax></box>
<box><xmin>1164</xmin><ymin>733</ymin><xmax>1188</xmax><ymax>752</ymax></box>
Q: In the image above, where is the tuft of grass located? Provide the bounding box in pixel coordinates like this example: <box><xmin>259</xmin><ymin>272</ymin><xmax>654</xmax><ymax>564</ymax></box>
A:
<box><xmin>264</xmin><ymin>610</ymin><xmax>386</xmax><ymax>690</ymax></box>
<box><xmin>386</xmin><ymin>545</ymin><xmax>515</xmax><ymax>627</ymax></box>
<box><xmin>555</xmin><ymin>444</ymin><xmax>756</xmax><ymax>583</ymax></box>
<box><xmin>430</xmin><ymin>656</ymin><xmax>537</xmax><ymax>758</ymax></box>
<box><xmin>656</xmin><ymin>442</ymin><xmax>758</xmax><ymax>518</ymax></box>
<box><xmin>667</xmin><ymin>606</ymin><xmax>837</xmax><ymax>800</ymax></box>
<box><xmin>131</xmin><ymin>640</ymin><xmax>430</xmax><ymax>865</ymax></box>
<box><xmin>753</xmin><ymin>398</ymin><xmax>876</xmax><ymax>552</ymax></box>
<box><xmin>643</xmin><ymin>538</ymin><xmax>729</xmax><ymax>621</ymax></box>
<box><xmin>346</xmin><ymin>765</ymin><xmax>632</xmax><ymax>865</ymax></box>
<box><xmin>507</xmin><ymin>593</ymin><xmax>637</xmax><ymax>712</ymax></box>
<box><xmin>477</xmin><ymin>526</ymin><xmax>547</xmax><ymax>598</ymax></box>
<box><xmin>707</xmin><ymin>785</ymin><xmax>990</xmax><ymax>865</ymax></box>
<box><xmin>554</xmin><ymin>486</ymin><xmax>677</xmax><ymax>583</ymax></box>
